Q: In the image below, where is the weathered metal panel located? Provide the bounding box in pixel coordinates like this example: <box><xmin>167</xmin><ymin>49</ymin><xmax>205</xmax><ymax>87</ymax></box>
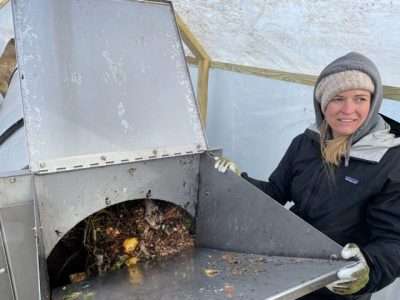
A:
<box><xmin>52</xmin><ymin>248</ymin><xmax>348</xmax><ymax>300</ymax></box>
<box><xmin>0</xmin><ymin>202</ymin><xmax>40</xmax><ymax>300</ymax></box>
<box><xmin>0</xmin><ymin>171</ymin><xmax>32</xmax><ymax>208</ymax></box>
<box><xmin>0</xmin><ymin>70</ymin><xmax>28</xmax><ymax>173</ymax></box>
<box><xmin>0</xmin><ymin>225</ymin><xmax>14</xmax><ymax>300</ymax></box>
<box><xmin>34</xmin><ymin>154</ymin><xmax>200</xmax><ymax>256</ymax></box>
<box><xmin>0</xmin><ymin>129</ymin><xmax>28</xmax><ymax>174</ymax></box>
<box><xmin>197</xmin><ymin>153</ymin><xmax>342</xmax><ymax>259</ymax></box>
<box><xmin>12</xmin><ymin>0</ymin><xmax>207</xmax><ymax>173</ymax></box>
<box><xmin>0</xmin><ymin>173</ymin><xmax>40</xmax><ymax>300</ymax></box>
<box><xmin>0</xmin><ymin>71</ymin><xmax>23</xmax><ymax>138</ymax></box>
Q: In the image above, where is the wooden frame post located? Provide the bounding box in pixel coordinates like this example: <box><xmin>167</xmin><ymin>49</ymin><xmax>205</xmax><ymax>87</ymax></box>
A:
<box><xmin>176</xmin><ymin>15</ymin><xmax>211</xmax><ymax>127</ymax></box>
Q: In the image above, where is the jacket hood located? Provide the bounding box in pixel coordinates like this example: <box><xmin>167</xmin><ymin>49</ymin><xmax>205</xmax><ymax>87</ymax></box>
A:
<box><xmin>313</xmin><ymin>52</ymin><xmax>383</xmax><ymax>143</ymax></box>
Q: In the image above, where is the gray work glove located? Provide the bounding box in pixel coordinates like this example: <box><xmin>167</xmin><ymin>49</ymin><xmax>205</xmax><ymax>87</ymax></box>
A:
<box><xmin>327</xmin><ymin>243</ymin><xmax>370</xmax><ymax>295</ymax></box>
<box><xmin>214</xmin><ymin>156</ymin><xmax>241</xmax><ymax>176</ymax></box>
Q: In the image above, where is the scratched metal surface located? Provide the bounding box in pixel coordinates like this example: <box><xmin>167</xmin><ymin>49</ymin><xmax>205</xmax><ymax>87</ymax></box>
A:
<box><xmin>53</xmin><ymin>248</ymin><xmax>348</xmax><ymax>300</ymax></box>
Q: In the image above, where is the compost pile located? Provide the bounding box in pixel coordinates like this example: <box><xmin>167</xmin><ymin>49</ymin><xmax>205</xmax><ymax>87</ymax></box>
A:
<box><xmin>49</xmin><ymin>199</ymin><xmax>194</xmax><ymax>286</ymax></box>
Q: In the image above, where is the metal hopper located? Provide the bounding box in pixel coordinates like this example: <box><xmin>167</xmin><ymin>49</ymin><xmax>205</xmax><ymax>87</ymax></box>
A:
<box><xmin>0</xmin><ymin>0</ymin><xmax>350</xmax><ymax>299</ymax></box>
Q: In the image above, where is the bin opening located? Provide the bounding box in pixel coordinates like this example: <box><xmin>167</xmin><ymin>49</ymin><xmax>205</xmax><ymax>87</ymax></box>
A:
<box><xmin>47</xmin><ymin>199</ymin><xmax>195</xmax><ymax>288</ymax></box>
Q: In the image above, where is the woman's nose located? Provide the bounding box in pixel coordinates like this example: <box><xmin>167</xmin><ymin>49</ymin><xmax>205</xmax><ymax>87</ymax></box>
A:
<box><xmin>341</xmin><ymin>99</ymin><xmax>356</xmax><ymax>114</ymax></box>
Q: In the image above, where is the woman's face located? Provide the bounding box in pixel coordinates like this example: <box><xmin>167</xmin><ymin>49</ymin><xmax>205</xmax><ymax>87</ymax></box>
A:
<box><xmin>323</xmin><ymin>89</ymin><xmax>371</xmax><ymax>138</ymax></box>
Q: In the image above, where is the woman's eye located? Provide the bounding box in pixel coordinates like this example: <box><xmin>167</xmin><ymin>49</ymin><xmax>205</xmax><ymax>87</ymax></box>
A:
<box><xmin>355</xmin><ymin>97</ymin><xmax>367</xmax><ymax>102</ymax></box>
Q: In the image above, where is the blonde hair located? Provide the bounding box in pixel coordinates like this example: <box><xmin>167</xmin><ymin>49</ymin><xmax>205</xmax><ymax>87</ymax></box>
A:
<box><xmin>320</xmin><ymin>120</ymin><xmax>350</xmax><ymax>166</ymax></box>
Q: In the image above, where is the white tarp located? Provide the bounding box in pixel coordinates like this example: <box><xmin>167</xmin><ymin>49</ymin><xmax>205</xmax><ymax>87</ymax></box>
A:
<box><xmin>173</xmin><ymin>0</ymin><xmax>400</xmax><ymax>87</ymax></box>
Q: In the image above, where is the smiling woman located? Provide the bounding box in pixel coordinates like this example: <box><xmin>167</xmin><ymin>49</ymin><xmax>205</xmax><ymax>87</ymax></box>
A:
<box><xmin>215</xmin><ymin>52</ymin><xmax>400</xmax><ymax>300</ymax></box>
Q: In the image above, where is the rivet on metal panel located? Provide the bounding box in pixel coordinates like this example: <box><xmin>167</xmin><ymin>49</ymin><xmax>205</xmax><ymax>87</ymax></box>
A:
<box><xmin>105</xmin><ymin>197</ymin><xmax>111</xmax><ymax>206</ymax></box>
<box><xmin>128</xmin><ymin>168</ymin><xmax>136</xmax><ymax>176</ymax></box>
<box><xmin>0</xmin><ymin>268</ymin><xmax>6</xmax><ymax>274</ymax></box>
<box><xmin>9</xmin><ymin>177</ymin><xmax>16</xmax><ymax>183</ymax></box>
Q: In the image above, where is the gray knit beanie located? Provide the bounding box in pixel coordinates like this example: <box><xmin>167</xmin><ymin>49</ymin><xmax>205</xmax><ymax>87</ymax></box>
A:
<box><xmin>315</xmin><ymin>70</ymin><xmax>375</xmax><ymax>112</ymax></box>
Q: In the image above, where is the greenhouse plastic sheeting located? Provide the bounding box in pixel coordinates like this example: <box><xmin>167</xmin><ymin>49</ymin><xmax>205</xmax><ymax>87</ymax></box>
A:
<box><xmin>174</xmin><ymin>0</ymin><xmax>400</xmax><ymax>87</ymax></box>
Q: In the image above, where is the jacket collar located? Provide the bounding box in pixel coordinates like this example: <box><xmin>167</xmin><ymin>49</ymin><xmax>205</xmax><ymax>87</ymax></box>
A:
<box><xmin>307</xmin><ymin>115</ymin><xmax>400</xmax><ymax>163</ymax></box>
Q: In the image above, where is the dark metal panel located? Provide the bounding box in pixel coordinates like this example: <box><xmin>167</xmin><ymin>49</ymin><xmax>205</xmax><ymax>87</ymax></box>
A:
<box><xmin>52</xmin><ymin>248</ymin><xmax>348</xmax><ymax>300</ymax></box>
<box><xmin>197</xmin><ymin>153</ymin><xmax>342</xmax><ymax>259</ymax></box>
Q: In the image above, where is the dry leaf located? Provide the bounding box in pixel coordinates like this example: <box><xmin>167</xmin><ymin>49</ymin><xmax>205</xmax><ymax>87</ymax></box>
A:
<box><xmin>204</xmin><ymin>268</ymin><xmax>220</xmax><ymax>277</ymax></box>
<box><xmin>69</xmin><ymin>272</ymin><xmax>87</xmax><ymax>284</ymax></box>
<box><xmin>123</xmin><ymin>238</ymin><xmax>139</xmax><ymax>254</ymax></box>
<box><xmin>63</xmin><ymin>292</ymin><xmax>82</xmax><ymax>300</ymax></box>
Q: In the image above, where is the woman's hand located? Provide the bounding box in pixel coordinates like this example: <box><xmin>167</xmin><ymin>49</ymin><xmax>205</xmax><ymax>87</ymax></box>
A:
<box><xmin>214</xmin><ymin>156</ymin><xmax>241</xmax><ymax>176</ymax></box>
<box><xmin>327</xmin><ymin>243</ymin><xmax>370</xmax><ymax>295</ymax></box>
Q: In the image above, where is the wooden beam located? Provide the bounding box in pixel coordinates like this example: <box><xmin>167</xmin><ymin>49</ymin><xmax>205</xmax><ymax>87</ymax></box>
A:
<box><xmin>0</xmin><ymin>0</ymin><xmax>9</xmax><ymax>9</ymax></box>
<box><xmin>187</xmin><ymin>58</ymin><xmax>400</xmax><ymax>102</ymax></box>
<box><xmin>176</xmin><ymin>15</ymin><xmax>210</xmax><ymax>61</ymax></box>
<box><xmin>197</xmin><ymin>59</ymin><xmax>210</xmax><ymax>126</ymax></box>
<box><xmin>383</xmin><ymin>86</ymin><xmax>400</xmax><ymax>102</ymax></box>
<box><xmin>186</xmin><ymin>56</ymin><xmax>198</xmax><ymax>65</ymax></box>
<box><xmin>176</xmin><ymin>15</ymin><xmax>211</xmax><ymax>126</ymax></box>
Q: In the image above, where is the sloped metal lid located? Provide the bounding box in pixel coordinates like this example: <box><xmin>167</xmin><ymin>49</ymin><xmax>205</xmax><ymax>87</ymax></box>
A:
<box><xmin>12</xmin><ymin>0</ymin><xmax>207</xmax><ymax>173</ymax></box>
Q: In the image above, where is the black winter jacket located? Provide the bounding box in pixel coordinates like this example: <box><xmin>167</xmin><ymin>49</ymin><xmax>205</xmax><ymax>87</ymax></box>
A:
<box><xmin>242</xmin><ymin>117</ymin><xmax>400</xmax><ymax>300</ymax></box>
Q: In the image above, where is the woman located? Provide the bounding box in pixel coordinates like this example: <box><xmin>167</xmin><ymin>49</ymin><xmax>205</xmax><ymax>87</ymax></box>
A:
<box><xmin>215</xmin><ymin>52</ymin><xmax>400</xmax><ymax>300</ymax></box>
